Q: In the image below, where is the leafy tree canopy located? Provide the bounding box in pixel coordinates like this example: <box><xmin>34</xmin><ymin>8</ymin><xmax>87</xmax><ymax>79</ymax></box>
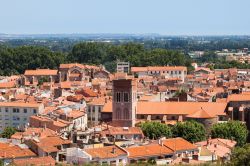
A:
<box><xmin>0</xmin><ymin>43</ymin><xmax>193</xmax><ymax>75</ymax></box>
<box><xmin>140</xmin><ymin>122</ymin><xmax>172</xmax><ymax>139</ymax></box>
<box><xmin>1</xmin><ymin>126</ymin><xmax>17</xmax><ymax>139</ymax></box>
<box><xmin>228</xmin><ymin>143</ymin><xmax>250</xmax><ymax>166</ymax></box>
<box><xmin>172</xmin><ymin>120</ymin><xmax>206</xmax><ymax>143</ymax></box>
<box><xmin>211</xmin><ymin>120</ymin><xmax>248</xmax><ymax>147</ymax></box>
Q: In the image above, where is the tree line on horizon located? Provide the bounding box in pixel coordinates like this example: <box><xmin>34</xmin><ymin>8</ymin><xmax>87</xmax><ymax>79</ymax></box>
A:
<box><xmin>1</xmin><ymin>41</ymin><xmax>250</xmax><ymax>76</ymax></box>
<box><xmin>0</xmin><ymin>42</ymin><xmax>192</xmax><ymax>75</ymax></box>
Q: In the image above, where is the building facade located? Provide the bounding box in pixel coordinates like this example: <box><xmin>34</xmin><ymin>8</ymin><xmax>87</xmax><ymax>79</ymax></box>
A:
<box><xmin>0</xmin><ymin>102</ymin><xmax>44</xmax><ymax>132</ymax></box>
<box><xmin>131</xmin><ymin>66</ymin><xmax>187</xmax><ymax>82</ymax></box>
<box><xmin>112</xmin><ymin>77</ymin><xmax>137</xmax><ymax>127</ymax></box>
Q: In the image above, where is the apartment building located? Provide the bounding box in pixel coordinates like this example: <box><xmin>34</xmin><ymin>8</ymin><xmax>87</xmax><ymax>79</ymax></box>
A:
<box><xmin>0</xmin><ymin>102</ymin><xmax>44</xmax><ymax>132</ymax></box>
<box><xmin>117</xmin><ymin>62</ymin><xmax>130</xmax><ymax>73</ymax></box>
<box><xmin>131</xmin><ymin>66</ymin><xmax>187</xmax><ymax>82</ymax></box>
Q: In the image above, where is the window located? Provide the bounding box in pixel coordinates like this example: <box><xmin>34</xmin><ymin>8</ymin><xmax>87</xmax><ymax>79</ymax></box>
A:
<box><xmin>124</xmin><ymin>92</ymin><xmax>129</xmax><ymax>102</ymax></box>
<box><xmin>23</xmin><ymin>117</ymin><xmax>27</xmax><ymax>121</ymax></box>
<box><xmin>23</xmin><ymin>109</ymin><xmax>27</xmax><ymax>113</ymax></box>
<box><xmin>88</xmin><ymin>107</ymin><xmax>91</xmax><ymax>113</ymax></box>
<box><xmin>13</xmin><ymin>108</ymin><xmax>19</xmax><ymax>113</ymax></box>
<box><xmin>179</xmin><ymin>71</ymin><xmax>181</xmax><ymax>74</ymax></box>
<box><xmin>13</xmin><ymin>116</ymin><xmax>20</xmax><ymax>121</ymax></box>
<box><xmin>5</xmin><ymin>115</ymin><xmax>9</xmax><ymax>120</ymax></box>
<box><xmin>33</xmin><ymin>109</ymin><xmax>37</xmax><ymax>114</ymax></box>
<box><xmin>116</xmin><ymin>92</ymin><xmax>121</xmax><ymax>102</ymax></box>
<box><xmin>5</xmin><ymin>108</ymin><xmax>8</xmax><ymax>113</ymax></box>
<box><xmin>98</xmin><ymin>106</ymin><xmax>101</xmax><ymax>112</ymax></box>
<box><xmin>171</xmin><ymin>71</ymin><xmax>173</xmax><ymax>75</ymax></box>
<box><xmin>13</xmin><ymin>123</ymin><xmax>19</xmax><ymax>127</ymax></box>
<box><xmin>175</xmin><ymin>71</ymin><xmax>177</xmax><ymax>74</ymax></box>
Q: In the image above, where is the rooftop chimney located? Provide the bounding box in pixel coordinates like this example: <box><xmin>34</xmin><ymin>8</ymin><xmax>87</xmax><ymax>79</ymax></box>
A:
<box><xmin>111</xmin><ymin>147</ymin><xmax>116</xmax><ymax>154</ymax></box>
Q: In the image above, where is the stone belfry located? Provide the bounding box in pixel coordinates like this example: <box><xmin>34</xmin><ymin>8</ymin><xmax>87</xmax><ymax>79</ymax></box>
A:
<box><xmin>112</xmin><ymin>74</ymin><xmax>137</xmax><ymax>127</ymax></box>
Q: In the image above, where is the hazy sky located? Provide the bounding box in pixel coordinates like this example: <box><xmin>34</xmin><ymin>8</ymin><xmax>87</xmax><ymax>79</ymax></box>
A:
<box><xmin>1</xmin><ymin>0</ymin><xmax>250</xmax><ymax>35</ymax></box>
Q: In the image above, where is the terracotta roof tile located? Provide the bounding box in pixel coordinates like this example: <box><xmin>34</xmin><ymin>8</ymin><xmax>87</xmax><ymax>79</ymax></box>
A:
<box><xmin>137</xmin><ymin>101</ymin><xmax>227</xmax><ymax>116</ymax></box>
<box><xmin>11</xmin><ymin>127</ymin><xmax>56</xmax><ymax>140</ymax></box>
<box><xmin>102</xmin><ymin>127</ymin><xmax>144</xmax><ymax>136</ymax></box>
<box><xmin>0</xmin><ymin>102</ymin><xmax>42</xmax><ymax>108</ymax></box>
<box><xmin>131</xmin><ymin>66</ymin><xmax>187</xmax><ymax>72</ymax></box>
<box><xmin>162</xmin><ymin>137</ymin><xmax>198</xmax><ymax>151</ymax></box>
<box><xmin>24</xmin><ymin>69</ymin><xmax>58</xmax><ymax>76</ymax></box>
<box><xmin>102</xmin><ymin>101</ymin><xmax>112</xmax><ymax>113</ymax></box>
<box><xmin>125</xmin><ymin>143</ymin><xmax>174</xmax><ymax>159</ymax></box>
<box><xmin>35</xmin><ymin>136</ymin><xmax>71</xmax><ymax>153</ymax></box>
<box><xmin>59</xmin><ymin>63</ymin><xmax>99</xmax><ymax>70</ymax></box>
<box><xmin>0</xmin><ymin>143</ymin><xmax>36</xmax><ymax>159</ymax></box>
<box><xmin>186</xmin><ymin>108</ymin><xmax>215</xmax><ymax>119</ymax></box>
<box><xmin>13</xmin><ymin>156</ymin><xmax>55</xmax><ymax>166</ymax></box>
<box><xmin>227</xmin><ymin>94</ymin><xmax>250</xmax><ymax>102</ymax></box>
<box><xmin>84</xmin><ymin>145</ymin><xmax>127</xmax><ymax>159</ymax></box>
<box><xmin>0</xmin><ymin>81</ymin><xmax>16</xmax><ymax>89</ymax></box>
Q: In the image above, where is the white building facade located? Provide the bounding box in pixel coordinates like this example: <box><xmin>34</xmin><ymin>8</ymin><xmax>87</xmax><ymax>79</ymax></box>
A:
<box><xmin>0</xmin><ymin>102</ymin><xmax>44</xmax><ymax>132</ymax></box>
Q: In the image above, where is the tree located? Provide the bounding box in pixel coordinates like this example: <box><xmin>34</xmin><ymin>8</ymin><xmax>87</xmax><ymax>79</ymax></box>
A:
<box><xmin>211</xmin><ymin>120</ymin><xmax>248</xmax><ymax>147</ymax></box>
<box><xmin>140</xmin><ymin>122</ymin><xmax>172</xmax><ymax>139</ymax></box>
<box><xmin>228</xmin><ymin>143</ymin><xmax>250</xmax><ymax>166</ymax></box>
<box><xmin>173</xmin><ymin>88</ymin><xmax>187</xmax><ymax>98</ymax></box>
<box><xmin>1</xmin><ymin>126</ymin><xmax>17</xmax><ymax>138</ymax></box>
<box><xmin>172</xmin><ymin>120</ymin><xmax>206</xmax><ymax>143</ymax></box>
<box><xmin>38</xmin><ymin>76</ymin><xmax>50</xmax><ymax>86</ymax></box>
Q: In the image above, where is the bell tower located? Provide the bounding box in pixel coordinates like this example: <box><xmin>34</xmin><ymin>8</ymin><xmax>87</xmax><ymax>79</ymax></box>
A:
<box><xmin>112</xmin><ymin>75</ymin><xmax>137</xmax><ymax>127</ymax></box>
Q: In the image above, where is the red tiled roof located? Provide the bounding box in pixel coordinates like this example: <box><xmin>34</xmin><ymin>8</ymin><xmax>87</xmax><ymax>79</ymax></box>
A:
<box><xmin>162</xmin><ymin>137</ymin><xmax>198</xmax><ymax>151</ymax></box>
<box><xmin>0</xmin><ymin>81</ymin><xmax>16</xmax><ymax>89</ymax></box>
<box><xmin>102</xmin><ymin>127</ymin><xmax>144</xmax><ymax>136</ymax></box>
<box><xmin>59</xmin><ymin>63</ymin><xmax>99</xmax><ymax>70</ymax></box>
<box><xmin>137</xmin><ymin>101</ymin><xmax>227</xmax><ymax>116</ymax></box>
<box><xmin>102</xmin><ymin>101</ymin><xmax>112</xmax><ymax>113</ymax></box>
<box><xmin>88</xmin><ymin>97</ymin><xmax>107</xmax><ymax>105</ymax></box>
<box><xmin>35</xmin><ymin>136</ymin><xmax>71</xmax><ymax>153</ymax></box>
<box><xmin>13</xmin><ymin>156</ymin><xmax>55</xmax><ymax>166</ymax></box>
<box><xmin>24</xmin><ymin>69</ymin><xmax>58</xmax><ymax>76</ymax></box>
<box><xmin>186</xmin><ymin>108</ymin><xmax>215</xmax><ymax>119</ymax></box>
<box><xmin>195</xmin><ymin>67</ymin><xmax>212</xmax><ymax>73</ymax></box>
<box><xmin>60</xmin><ymin>81</ymin><xmax>71</xmax><ymax>89</ymax></box>
<box><xmin>76</xmin><ymin>88</ymin><xmax>98</xmax><ymax>97</ymax></box>
<box><xmin>66</xmin><ymin>95</ymin><xmax>83</xmax><ymax>102</ymax></box>
<box><xmin>0</xmin><ymin>143</ymin><xmax>36</xmax><ymax>159</ymax></box>
<box><xmin>0</xmin><ymin>102</ymin><xmax>41</xmax><ymax>108</ymax></box>
<box><xmin>125</xmin><ymin>143</ymin><xmax>174</xmax><ymax>159</ymax></box>
<box><xmin>195</xmin><ymin>138</ymin><xmax>236</xmax><ymax>158</ymax></box>
<box><xmin>11</xmin><ymin>127</ymin><xmax>56</xmax><ymax>140</ymax></box>
<box><xmin>227</xmin><ymin>94</ymin><xmax>250</xmax><ymax>102</ymax></box>
<box><xmin>131</xmin><ymin>66</ymin><xmax>187</xmax><ymax>72</ymax></box>
<box><xmin>84</xmin><ymin>145</ymin><xmax>127</xmax><ymax>159</ymax></box>
<box><xmin>54</xmin><ymin>109</ymin><xmax>85</xmax><ymax>119</ymax></box>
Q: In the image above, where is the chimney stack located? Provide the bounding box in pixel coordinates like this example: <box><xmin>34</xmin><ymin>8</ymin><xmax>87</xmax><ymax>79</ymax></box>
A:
<box><xmin>111</xmin><ymin>147</ymin><xmax>116</xmax><ymax>154</ymax></box>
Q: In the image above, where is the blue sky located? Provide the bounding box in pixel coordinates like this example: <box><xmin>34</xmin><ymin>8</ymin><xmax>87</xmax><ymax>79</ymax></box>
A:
<box><xmin>1</xmin><ymin>0</ymin><xmax>250</xmax><ymax>35</ymax></box>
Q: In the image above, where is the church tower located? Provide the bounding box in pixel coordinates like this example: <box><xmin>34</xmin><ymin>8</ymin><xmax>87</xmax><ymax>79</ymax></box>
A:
<box><xmin>112</xmin><ymin>75</ymin><xmax>137</xmax><ymax>127</ymax></box>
